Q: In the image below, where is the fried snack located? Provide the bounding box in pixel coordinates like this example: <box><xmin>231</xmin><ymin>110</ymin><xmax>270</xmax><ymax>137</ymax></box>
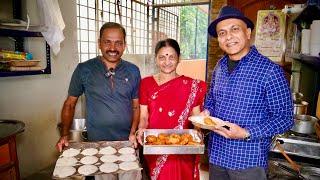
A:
<box><xmin>158</xmin><ymin>133</ymin><xmax>168</xmax><ymax>141</ymax></box>
<box><xmin>145</xmin><ymin>133</ymin><xmax>200</xmax><ymax>146</ymax></box>
<box><xmin>204</xmin><ymin>117</ymin><xmax>216</xmax><ymax>126</ymax></box>
<box><xmin>181</xmin><ymin>133</ymin><xmax>193</xmax><ymax>141</ymax></box>
<box><xmin>158</xmin><ymin>138</ymin><xmax>166</xmax><ymax>145</ymax></box>
<box><xmin>153</xmin><ymin>140</ymin><xmax>162</xmax><ymax>145</ymax></box>
<box><xmin>179</xmin><ymin>138</ymin><xmax>189</xmax><ymax>145</ymax></box>
<box><xmin>165</xmin><ymin>134</ymin><xmax>181</xmax><ymax>145</ymax></box>
<box><xmin>146</xmin><ymin>135</ymin><xmax>157</xmax><ymax>143</ymax></box>
<box><xmin>187</xmin><ymin>141</ymin><xmax>200</xmax><ymax>145</ymax></box>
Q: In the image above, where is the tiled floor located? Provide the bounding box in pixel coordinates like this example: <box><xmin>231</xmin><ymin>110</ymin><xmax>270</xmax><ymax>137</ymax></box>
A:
<box><xmin>24</xmin><ymin>164</ymin><xmax>210</xmax><ymax>180</ymax></box>
<box><xmin>23</xmin><ymin>164</ymin><xmax>55</xmax><ymax>180</ymax></box>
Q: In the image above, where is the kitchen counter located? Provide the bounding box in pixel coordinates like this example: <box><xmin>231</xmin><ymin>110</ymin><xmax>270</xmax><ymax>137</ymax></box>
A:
<box><xmin>0</xmin><ymin>119</ymin><xmax>25</xmax><ymax>139</ymax></box>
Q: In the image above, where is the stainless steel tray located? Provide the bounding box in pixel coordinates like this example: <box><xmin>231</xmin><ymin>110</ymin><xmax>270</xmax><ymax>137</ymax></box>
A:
<box><xmin>52</xmin><ymin>141</ymin><xmax>142</xmax><ymax>179</ymax></box>
<box><xmin>143</xmin><ymin>129</ymin><xmax>204</xmax><ymax>155</ymax></box>
<box><xmin>270</xmin><ymin>137</ymin><xmax>320</xmax><ymax>159</ymax></box>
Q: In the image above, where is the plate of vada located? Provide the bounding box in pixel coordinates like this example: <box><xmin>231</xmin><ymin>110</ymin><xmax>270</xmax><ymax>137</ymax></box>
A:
<box><xmin>142</xmin><ymin>129</ymin><xmax>204</xmax><ymax>154</ymax></box>
<box><xmin>188</xmin><ymin>115</ymin><xmax>229</xmax><ymax>130</ymax></box>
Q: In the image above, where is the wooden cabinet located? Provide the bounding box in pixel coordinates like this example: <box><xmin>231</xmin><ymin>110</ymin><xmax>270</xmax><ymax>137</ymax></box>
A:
<box><xmin>0</xmin><ymin>136</ymin><xmax>19</xmax><ymax>180</ymax></box>
<box><xmin>0</xmin><ymin>120</ymin><xmax>25</xmax><ymax>180</ymax></box>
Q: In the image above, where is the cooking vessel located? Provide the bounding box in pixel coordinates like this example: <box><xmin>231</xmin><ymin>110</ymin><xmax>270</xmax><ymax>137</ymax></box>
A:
<box><xmin>291</xmin><ymin>115</ymin><xmax>319</xmax><ymax>134</ymax></box>
<box><xmin>57</xmin><ymin>118</ymin><xmax>87</xmax><ymax>142</ymax></box>
<box><xmin>292</xmin><ymin>92</ymin><xmax>304</xmax><ymax>104</ymax></box>
<box><xmin>294</xmin><ymin>101</ymin><xmax>308</xmax><ymax>115</ymax></box>
<box><xmin>273</xmin><ymin>162</ymin><xmax>320</xmax><ymax>180</ymax></box>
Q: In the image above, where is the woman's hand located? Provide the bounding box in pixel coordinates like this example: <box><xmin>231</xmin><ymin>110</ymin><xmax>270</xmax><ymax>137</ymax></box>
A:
<box><xmin>129</xmin><ymin>133</ymin><xmax>138</xmax><ymax>148</ymax></box>
<box><xmin>136</xmin><ymin>128</ymin><xmax>146</xmax><ymax>145</ymax></box>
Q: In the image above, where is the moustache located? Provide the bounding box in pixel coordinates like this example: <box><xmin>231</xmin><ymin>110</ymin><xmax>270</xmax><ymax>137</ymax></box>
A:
<box><xmin>106</xmin><ymin>50</ymin><xmax>119</xmax><ymax>54</ymax></box>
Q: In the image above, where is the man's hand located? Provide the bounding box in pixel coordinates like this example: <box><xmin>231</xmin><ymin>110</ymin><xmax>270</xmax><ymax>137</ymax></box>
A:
<box><xmin>210</xmin><ymin>121</ymin><xmax>248</xmax><ymax>140</ymax></box>
<box><xmin>199</xmin><ymin>109</ymin><xmax>210</xmax><ymax>116</ymax></box>
<box><xmin>56</xmin><ymin>135</ymin><xmax>69</xmax><ymax>152</ymax></box>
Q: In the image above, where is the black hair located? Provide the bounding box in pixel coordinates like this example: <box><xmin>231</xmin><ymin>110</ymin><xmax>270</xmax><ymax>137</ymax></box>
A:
<box><xmin>154</xmin><ymin>38</ymin><xmax>180</xmax><ymax>57</ymax></box>
<box><xmin>99</xmin><ymin>22</ymin><xmax>126</xmax><ymax>42</ymax></box>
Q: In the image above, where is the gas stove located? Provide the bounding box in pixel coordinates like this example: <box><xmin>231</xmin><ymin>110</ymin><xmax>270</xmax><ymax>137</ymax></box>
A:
<box><xmin>269</xmin><ymin>130</ymin><xmax>320</xmax><ymax>179</ymax></box>
<box><xmin>270</xmin><ymin>130</ymin><xmax>320</xmax><ymax>160</ymax></box>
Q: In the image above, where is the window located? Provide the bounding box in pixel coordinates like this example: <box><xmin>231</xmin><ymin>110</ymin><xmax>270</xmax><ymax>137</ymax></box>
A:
<box><xmin>77</xmin><ymin>0</ymin><xmax>153</xmax><ymax>62</ymax></box>
<box><xmin>77</xmin><ymin>0</ymin><xmax>209</xmax><ymax>62</ymax></box>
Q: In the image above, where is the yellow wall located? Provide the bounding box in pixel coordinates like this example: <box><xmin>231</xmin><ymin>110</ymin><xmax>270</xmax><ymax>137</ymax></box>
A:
<box><xmin>177</xmin><ymin>59</ymin><xmax>207</xmax><ymax>81</ymax></box>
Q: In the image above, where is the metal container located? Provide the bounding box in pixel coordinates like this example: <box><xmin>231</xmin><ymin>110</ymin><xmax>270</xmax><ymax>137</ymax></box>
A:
<box><xmin>143</xmin><ymin>129</ymin><xmax>204</xmax><ymax>154</ymax></box>
<box><xmin>71</xmin><ymin>118</ymin><xmax>86</xmax><ymax>130</ymax></box>
<box><xmin>292</xmin><ymin>92</ymin><xmax>303</xmax><ymax>104</ymax></box>
<box><xmin>57</xmin><ymin>119</ymin><xmax>87</xmax><ymax>142</ymax></box>
<box><xmin>291</xmin><ymin>115</ymin><xmax>319</xmax><ymax>134</ymax></box>
<box><xmin>293</xmin><ymin>101</ymin><xmax>308</xmax><ymax>115</ymax></box>
<box><xmin>69</xmin><ymin>118</ymin><xmax>87</xmax><ymax>142</ymax></box>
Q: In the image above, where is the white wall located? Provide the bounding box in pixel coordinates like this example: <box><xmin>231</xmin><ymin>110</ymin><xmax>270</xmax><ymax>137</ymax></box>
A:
<box><xmin>0</xmin><ymin>0</ymin><xmax>80</xmax><ymax>178</ymax></box>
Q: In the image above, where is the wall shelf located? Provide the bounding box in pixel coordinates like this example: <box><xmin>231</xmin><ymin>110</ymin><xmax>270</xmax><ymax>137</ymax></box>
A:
<box><xmin>290</xmin><ymin>53</ymin><xmax>320</xmax><ymax>70</ymax></box>
<box><xmin>0</xmin><ymin>28</ymin><xmax>51</xmax><ymax>77</ymax></box>
<box><xmin>0</xmin><ymin>0</ymin><xmax>51</xmax><ymax>77</ymax></box>
<box><xmin>290</xmin><ymin>53</ymin><xmax>320</xmax><ymax>115</ymax></box>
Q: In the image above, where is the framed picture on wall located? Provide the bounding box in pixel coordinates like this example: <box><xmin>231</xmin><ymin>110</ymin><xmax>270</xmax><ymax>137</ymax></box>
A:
<box><xmin>255</xmin><ymin>10</ymin><xmax>286</xmax><ymax>63</ymax></box>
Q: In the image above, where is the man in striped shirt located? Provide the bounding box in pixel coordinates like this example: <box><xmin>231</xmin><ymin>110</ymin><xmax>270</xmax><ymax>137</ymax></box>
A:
<box><xmin>204</xmin><ymin>6</ymin><xmax>293</xmax><ymax>180</ymax></box>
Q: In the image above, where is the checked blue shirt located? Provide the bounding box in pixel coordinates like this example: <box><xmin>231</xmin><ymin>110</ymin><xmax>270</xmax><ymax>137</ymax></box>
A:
<box><xmin>204</xmin><ymin>46</ymin><xmax>293</xmax><ymax>170</ymax></box>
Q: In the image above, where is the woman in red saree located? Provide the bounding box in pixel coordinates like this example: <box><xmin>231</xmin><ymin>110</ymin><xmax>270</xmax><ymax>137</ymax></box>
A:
<box><xmin>137</xmin><ymin>39</ymin><xmax>206</xmax><ymax>180</ymax></box>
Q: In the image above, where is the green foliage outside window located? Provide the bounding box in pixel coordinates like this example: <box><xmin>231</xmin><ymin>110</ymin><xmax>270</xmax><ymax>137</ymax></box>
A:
<box><xmin>180</xmin><ymin>6</ymin><xmax>208</xmax><ymax>60</ymax></box>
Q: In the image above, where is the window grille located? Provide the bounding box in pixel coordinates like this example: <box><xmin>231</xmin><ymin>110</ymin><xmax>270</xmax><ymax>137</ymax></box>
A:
<box><xmin>77</xmin><ymin>0</ymin><xmax>208</xmax><ymax>62</ymax></box>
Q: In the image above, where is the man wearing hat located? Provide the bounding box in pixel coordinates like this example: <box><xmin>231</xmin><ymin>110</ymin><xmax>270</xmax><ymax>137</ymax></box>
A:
<box><xmin>203</xmin><ymin>6</ymin><xmax>293</xmax><ymax>180</ymax></box>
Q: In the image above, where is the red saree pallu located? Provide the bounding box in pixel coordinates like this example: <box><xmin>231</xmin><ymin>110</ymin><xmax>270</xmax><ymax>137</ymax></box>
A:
<box><xmin>140</xmin><ymin>75</ymin><xmax>206</xmax><ymax>180</ymax></box>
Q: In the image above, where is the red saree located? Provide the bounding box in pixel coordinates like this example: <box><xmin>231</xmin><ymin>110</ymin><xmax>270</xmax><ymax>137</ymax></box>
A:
<box><xmin>139</xmin><ymin>75</ymin><xmax>206</xmax><ymax>180</ymax></box>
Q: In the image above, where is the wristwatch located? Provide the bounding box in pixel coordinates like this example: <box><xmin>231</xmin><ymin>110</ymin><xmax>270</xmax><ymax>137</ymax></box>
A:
<box><xmin>244</xmin><ymin>129</ymin><xmax>251</xmax><ymax>141</ymax></box>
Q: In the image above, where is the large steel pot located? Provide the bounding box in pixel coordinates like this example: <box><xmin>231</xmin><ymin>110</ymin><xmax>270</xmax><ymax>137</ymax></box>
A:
<box><xmin>69</xmin><ymin>118</ymin><xmax>87</xmax><ymax>142</ymax></box>
<box><xmin>293</xmin><ymin>101</ymin><xmax>308</xmax><ymax>115</ymax></box>
<box><xmin>57</xmin><ymin>118</ymin><xmax>87</xmax><ymax>142</ymax></box>
<box><xmin>291</xmin><ymin>115</ymin><xmax>319</xmax><ymax>134</ymax></box>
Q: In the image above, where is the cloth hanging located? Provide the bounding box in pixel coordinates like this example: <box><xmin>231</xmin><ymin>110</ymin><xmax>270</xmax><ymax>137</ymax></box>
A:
<box><xmin>37</xmin><ymin>0</ymin><xmax>65</xmax><ymax>55</ymax></box>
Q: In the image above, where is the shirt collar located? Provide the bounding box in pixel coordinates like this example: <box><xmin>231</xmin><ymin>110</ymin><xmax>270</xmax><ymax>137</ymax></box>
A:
<box><xmin>97</xmin><ymin>56</ymin><xmax>124</xmax><ymax>71</ymax></box>
<box><xmin>220</xmin><ymin>46</ymin><xmax>258</xmax><ymax>71</ymax></box>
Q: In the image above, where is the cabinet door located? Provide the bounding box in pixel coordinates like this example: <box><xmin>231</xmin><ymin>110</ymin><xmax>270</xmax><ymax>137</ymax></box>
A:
<box><xmin>0</xmin><ymin>167</ymin><xmax>16</xmax><ymax>180</ymax></box>
<box><xmin>228</xmin><ymin>0</ymin><xmax>307</xmax><ymax>26</ymax></box>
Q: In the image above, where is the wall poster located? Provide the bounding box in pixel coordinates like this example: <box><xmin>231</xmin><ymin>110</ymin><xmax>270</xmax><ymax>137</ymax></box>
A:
<box><xmin>255</xmin><ymin>10</ymin><xmax>286</xmax><ymax>63</ymax></box>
